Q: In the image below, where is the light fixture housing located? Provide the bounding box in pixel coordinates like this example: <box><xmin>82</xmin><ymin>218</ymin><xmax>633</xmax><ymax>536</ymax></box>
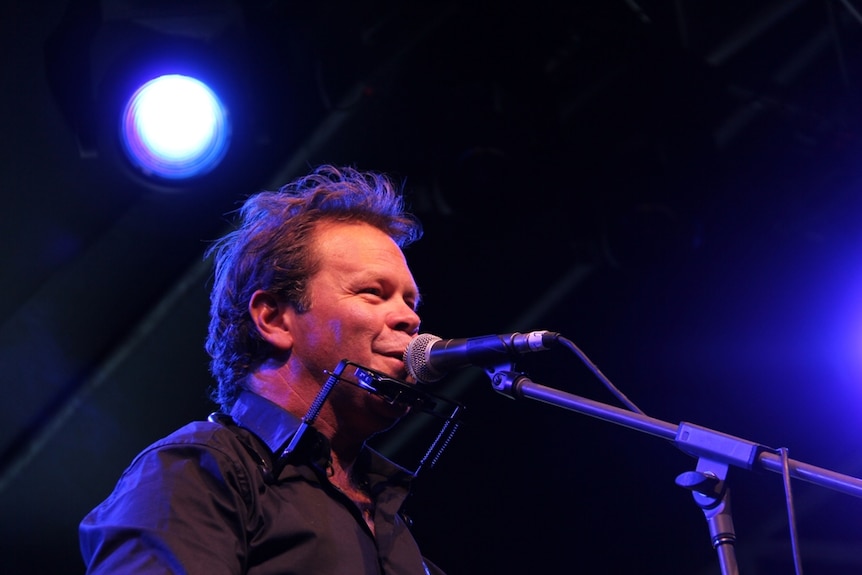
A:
<box><xmin>44</xmin><ymin>0</ymin><xmax>297</xmax><ymax>194</ymax></box>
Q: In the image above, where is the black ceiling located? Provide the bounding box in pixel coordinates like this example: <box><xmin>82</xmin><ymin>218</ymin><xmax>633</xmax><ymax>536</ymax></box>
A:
<box><xmin>3</xmin><ymin>1</ymin><xmax>862</xmax><ymax>573</ymax></box>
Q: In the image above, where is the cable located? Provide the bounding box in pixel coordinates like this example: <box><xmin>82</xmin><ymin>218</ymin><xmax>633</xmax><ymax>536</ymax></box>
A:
<box><xmin>780</xmin><ymin>446</ymin><xmax>805</xmax><ymax>575</ymax></box>
<box><xmin>558</xmin><ymin>335</ymin><xmax>646</xmax><ymax>415</ymax></box>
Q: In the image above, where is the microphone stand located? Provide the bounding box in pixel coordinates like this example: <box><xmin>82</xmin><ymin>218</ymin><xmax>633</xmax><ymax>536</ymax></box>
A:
<box><xmin>487</xmin><ymin>368</ymin><xmax>862</xmax><ymax>575</ymax></box>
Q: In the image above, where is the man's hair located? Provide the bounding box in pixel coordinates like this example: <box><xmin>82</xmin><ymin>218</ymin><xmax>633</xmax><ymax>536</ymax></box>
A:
<box><xmin>204</xmin><ymin>164</ymin><xmax>423</xmax><ymax>410</ymax></box>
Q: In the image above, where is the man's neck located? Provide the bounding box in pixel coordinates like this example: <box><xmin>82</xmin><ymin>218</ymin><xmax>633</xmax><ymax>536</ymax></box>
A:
<box><xmin>328</xmin><ymin>450</ymin><xmax>376</xmax><ymax>535</ymax></box>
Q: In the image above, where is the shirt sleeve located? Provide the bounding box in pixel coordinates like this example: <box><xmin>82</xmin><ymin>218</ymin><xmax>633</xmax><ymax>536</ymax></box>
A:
<box><xmin>79</xmin><ymin>430</ymin><xmax>256</xmax><ymax>574</ymax></box>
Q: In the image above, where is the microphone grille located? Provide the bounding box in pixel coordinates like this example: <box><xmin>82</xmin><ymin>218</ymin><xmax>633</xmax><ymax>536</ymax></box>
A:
<box><xmin>403</xmin><ymin>333</ymin><xmax>443</xmax><ymax>383</ymax></box>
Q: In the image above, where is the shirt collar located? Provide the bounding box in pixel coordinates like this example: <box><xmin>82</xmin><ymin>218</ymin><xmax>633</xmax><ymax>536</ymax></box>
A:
<box><xmin>228</xmin><ymin>390</ymin><xmax>302</xmax><ymax>455</ymax></box>
<box><xmin>227</xmin><ymin>389</ymin><xmax>416</xmax><ymax>485</ymax></box>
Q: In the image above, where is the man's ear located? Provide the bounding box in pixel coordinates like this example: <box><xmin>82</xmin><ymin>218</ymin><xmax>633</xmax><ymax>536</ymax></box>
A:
<box><xmin>249</xmin><ymin>290</ymin><xmax>294</xmax><ymax>350</ymax></box>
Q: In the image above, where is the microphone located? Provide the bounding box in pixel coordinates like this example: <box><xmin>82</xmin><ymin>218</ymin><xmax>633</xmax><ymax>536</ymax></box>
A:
<box><xmin>403</xmin><ymin>331</ymin><xmax>560</xmax><ymax>383</ymax></box>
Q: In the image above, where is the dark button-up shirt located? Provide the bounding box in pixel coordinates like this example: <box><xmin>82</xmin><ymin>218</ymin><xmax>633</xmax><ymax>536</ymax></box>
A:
<box><xmin>80</xmin><ymin>391</ymin><xmax>445</xmax><ymax>574</ymax></box>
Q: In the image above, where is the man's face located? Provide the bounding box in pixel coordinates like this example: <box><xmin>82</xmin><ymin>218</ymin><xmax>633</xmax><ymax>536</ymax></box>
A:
<box><xmin>285</xmin><ymin>220</ymin><xmax>422</xmax><ymax>431</ymax></box>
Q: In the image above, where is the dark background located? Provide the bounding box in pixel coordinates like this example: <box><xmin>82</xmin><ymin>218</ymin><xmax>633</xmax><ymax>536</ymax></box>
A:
<box><xmin>3</xmin><ymin>1</ymin><xmax>862</xmax><ymax>573</ymax></box>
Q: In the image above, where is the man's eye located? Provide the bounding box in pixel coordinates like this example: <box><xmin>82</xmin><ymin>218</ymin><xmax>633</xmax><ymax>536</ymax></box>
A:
<box><xmin>361</xmin><ymin>287</ymin><xmax>382</xmax><ymax>296</ymax></box>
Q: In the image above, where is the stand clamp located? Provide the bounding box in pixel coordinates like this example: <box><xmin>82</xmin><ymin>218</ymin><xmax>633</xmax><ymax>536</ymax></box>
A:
<box><xmin>676</xmin><ymin>459</ymin><xmax>739</xmax><ymax>575</ymax></box>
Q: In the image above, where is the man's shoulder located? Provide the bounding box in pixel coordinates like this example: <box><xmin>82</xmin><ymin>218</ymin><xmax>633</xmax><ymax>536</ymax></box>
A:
<box><xmin>151</xmin><ymin>418</ymin><xmax>233</xmax><ymax>448</ymax></box>
<box><xmin>131</xmin><ymin>417</ymin><xmax>270</xmax><ymax>469</ymax></box>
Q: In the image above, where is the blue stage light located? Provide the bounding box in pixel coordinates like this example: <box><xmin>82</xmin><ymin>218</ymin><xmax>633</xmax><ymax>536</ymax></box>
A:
<box><xmin>120</xmin><ymin>74</ymin><xmax>231</xmax><ymax>180</ymax></box>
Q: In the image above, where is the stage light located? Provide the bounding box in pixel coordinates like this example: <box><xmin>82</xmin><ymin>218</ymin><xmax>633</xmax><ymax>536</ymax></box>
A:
<box><xmin>120</xmin><ymin>74</ymin><xmax>231</xmax><ymax>180</ymax></box>
<box><xmin>43</xmin><ymin>0</ymin><xmax>302</xmax><ymax>193</ymax></box>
